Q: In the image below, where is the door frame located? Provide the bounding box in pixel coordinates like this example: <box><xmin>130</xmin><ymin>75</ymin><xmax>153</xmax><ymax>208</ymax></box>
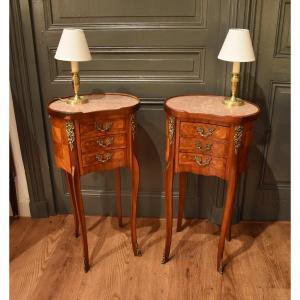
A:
<box><xmin>10</xmin><ymin>0</ymin><xmax>56</xmax><ymax>217</ymax></box>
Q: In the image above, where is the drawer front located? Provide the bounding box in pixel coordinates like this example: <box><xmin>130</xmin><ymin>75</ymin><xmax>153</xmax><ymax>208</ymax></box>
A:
<box><xmin>180</xmin><ymin>122</ymin><xmax>229</xmax><ymax>140</ymax></box>
<box><xmin>179</xmin><ymin>137</ymin><xmax>228</xmax><ymax>158</ymax></box>
<box><xmin>81</xmin><ymin>134</ymin><xmax>127</xmax><ymax>154</ymax></box>
<box><xmin>81</xmin><ymin>149</ymin><xmax>126</xmax><ymax>168</ymax></box>
<box><xmin>178</xmin><ymin>153</ymin><xmax>226</xmax><ymax>178</ymax></box>
<box><xmin>79</xmin><ymin>118</ymin><xmax>126</xmax><ymax>137</ymax></box>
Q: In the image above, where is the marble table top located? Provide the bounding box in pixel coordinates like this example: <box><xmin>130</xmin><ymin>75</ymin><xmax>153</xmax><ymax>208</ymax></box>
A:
<box><xmin>49</xmin><ymin>93</ymin><xmax>139</xmax><ymax>114</ymax></box>
<box><xmin>166</xmin><ymin>95</ymin><xmax>259</xmax><ymax>117</ymax></box>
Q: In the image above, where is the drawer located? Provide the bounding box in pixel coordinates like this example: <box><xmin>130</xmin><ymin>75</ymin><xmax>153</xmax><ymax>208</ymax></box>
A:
<box><xmin>179</xmin><ymin>137</ymin><xmax>228</xmax><ymax>158</ymax></box>
<box><xmin>81</xmin><ymin>149</ymin><xmax>126</xmax><ymax>168</ymax></box>
<box><xmin>79</xmin><ymin>118</ymin><xmax>126</xmax><ymax>137</ymax></box>
<box><xmin>180</xmin><ymin>122</ymin><xmax>229</xmax><ymax>140</ymax></box>
<box><xmin>178</xmin><ymin>153</ymin><xmax>226</xmax><ymax>178</ymax></box>
<box><xmin>81</xmin><ymin>134</ymin><xmax>127</xmax><ymax>154</ymax></box>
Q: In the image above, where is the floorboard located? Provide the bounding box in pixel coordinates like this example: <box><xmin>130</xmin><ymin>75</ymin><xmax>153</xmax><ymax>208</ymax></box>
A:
<box><xmin>10</xmin><ymin>216</ymin><xmax>290</xmax><ymax>300</ymax></box>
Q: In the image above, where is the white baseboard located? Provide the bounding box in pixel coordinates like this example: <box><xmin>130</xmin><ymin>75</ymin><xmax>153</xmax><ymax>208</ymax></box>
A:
<box><xmin>17</xmin><ymin>198</ymin><xmax>31</xmax><ymax>217</ymax></box>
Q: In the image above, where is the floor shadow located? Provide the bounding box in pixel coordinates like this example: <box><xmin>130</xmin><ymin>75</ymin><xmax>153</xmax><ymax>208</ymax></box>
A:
<box><xmin>88</xmin><ymin>216</ymin><xmax>162</xmax><ymax>266</ymax></box>
<box><xmin>86</xmin><ymin>216</ymin><xmax>107</xmax><ymax>232</ymax></box>
<box><xmin>9</xmin><ymin>215</ymin><xmax>69</xmax><ymax>262</ymax></box>
<box><xmin>137</xmin><ymin>218</ymin><xmax>163</xmax><ymax>252</ymax></box>
<box><xmin>168</xmin><ymin>217</ymin><xmax>273</xmax><ymax>270</ymax></box>
<box><xmin>90</xmin><ymin>240</ymin><xmax>128</xmax><ymax>267</ymax></box>
<box><xmin>222</xmin><ymin>222</ymin><xmax>272</xmax><ymax>268</ymax></box>
<box><xmin>89</xmin><ymin>216</ymin><xmax>163</xmax><ymax>266</ymax></box>
<box><xmin>170</xmin><ymin>219</ymin><xmax>216</xmax><ymax>260</ymax></box>
<box><xmin>110</xmin><ymin>217</ymin><xmax>163</xmax><ymax>252</ymax></box>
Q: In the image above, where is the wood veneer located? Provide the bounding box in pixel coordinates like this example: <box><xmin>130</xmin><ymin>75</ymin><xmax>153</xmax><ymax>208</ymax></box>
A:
<box><xmin>163</xmin><ymin>95</ymin><xmax>260</xmax><ymax>274</ymax></box>
<box><xmin>48</xmin><ymin>93</ymin><xmax>141</xmax><ymax>272</ymax></box>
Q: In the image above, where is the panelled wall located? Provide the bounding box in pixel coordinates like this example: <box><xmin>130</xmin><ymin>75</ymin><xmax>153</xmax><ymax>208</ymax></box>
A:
<box><xmin>10</xmin><ymin>0</ymin><xmax>290</xmax><ymax>221</ymax></box>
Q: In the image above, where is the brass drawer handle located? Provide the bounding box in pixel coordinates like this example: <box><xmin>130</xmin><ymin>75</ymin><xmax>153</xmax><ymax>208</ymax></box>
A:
<box><xmin>194</xmin><ymin>156</ymin><xmax>211</xmax><ymax>167</ymax></box>
<box><xmin>195</xmin><ymin>142</ymin><xmax>212</xmax><ymax>153</ymax></box>
<box><xmin>95</xmin><ymin>121</ymin><xmax>113</xmax><ymax>132</ymax></box>
<box><xmin>197</xmin><ymin>127</ymin><xmax>215</xmax><ymax>138</ymax></box>
<box><xmin>95</xmin><ymin>153</ymin><xmax>112</xmax><ymax>163</ymax></box>
<box><xmin>97</xmin><ymin>137</ymin><xmax>114</xmax><ymax>148</ymax></box>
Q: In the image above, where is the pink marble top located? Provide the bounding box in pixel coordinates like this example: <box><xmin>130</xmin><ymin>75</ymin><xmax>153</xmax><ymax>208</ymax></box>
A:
<box><xmin>166</xmin><ymin>95</ymin><xmax>259</xmax><ymax>117</ymax></box>
<box><xmin>49</xmin><ymin>94</ymin><xmax>139</xmax><ymax>114</ymax></box>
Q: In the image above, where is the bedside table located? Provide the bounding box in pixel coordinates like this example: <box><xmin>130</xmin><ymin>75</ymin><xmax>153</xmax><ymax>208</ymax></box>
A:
<box><xmin>162</xmin><ymin>95</ymin><xmax>260</xmax><ymax>273</ymax></box>
<box><xmin>48</xmin><ymin>93</ymin><xmax>141</xmax><ymax>272</ymax></box>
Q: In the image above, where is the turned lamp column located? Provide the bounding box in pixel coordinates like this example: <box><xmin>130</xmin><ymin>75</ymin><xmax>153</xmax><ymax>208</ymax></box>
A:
<box><xmin>70</xmin><ymin>61</ymin><xmax>82</xmax><ymax>102</ymax></box>
<box><xmin>231</xmin><ymin>61</ymin><xmax>240</xmax><ymax>100</ymax></box>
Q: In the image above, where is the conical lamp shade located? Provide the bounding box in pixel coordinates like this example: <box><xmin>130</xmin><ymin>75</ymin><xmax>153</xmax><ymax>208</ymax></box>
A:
<box><xmin>218</xmin><ymin>29</ymin><xmax>255</xmax><ymax>62</ymax></box>
<box><xmin>55</xmin><ymin>28</ymin><xmax>92</xmax><ymax>62</ymax></box>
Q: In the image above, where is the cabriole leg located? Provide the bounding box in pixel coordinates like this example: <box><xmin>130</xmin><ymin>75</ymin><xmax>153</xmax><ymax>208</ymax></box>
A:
<box><xmin>177</xmin><ymin>172</ymin><xmax>186</xmax><ymax>232</ymax></box>
<box><xmin>65</xmin><ymin>171</ymin><xmax>79</xmax><ymax>238</ymax></box>
<box><xmin>130</xmin><ymin>155</ymin><xmax>141</xmax><ymax>256</ymax></box>
<box><xmin>115</xmin><ymin>168</ymin><xmax>123</xmax><ymax>227</ymax></box>
<box><xmin>70</xmin><ymin>167</ymin><xmax>90</xmax><ymax>272</ymax></box>
<box><xmin>217</xmin><ymin>174</ymin><xmax>238</xmax><ymax>274</ymax></box>
<box><xmin>162</xmin><ymin>157</ymin><xmax>175</xmax><ymax>264</ymax></box>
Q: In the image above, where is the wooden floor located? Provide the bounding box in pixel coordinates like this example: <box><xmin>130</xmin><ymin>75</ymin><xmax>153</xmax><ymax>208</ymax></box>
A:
<box><xmin>10</xmin><ymin>216</ymin><xmax>290</xmax><ymax>300</ymax></box>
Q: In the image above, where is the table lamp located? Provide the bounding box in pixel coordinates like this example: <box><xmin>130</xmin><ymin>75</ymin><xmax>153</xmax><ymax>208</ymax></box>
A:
<box><xmin>55</xmin><ymin>28</ymin><xmax>92</xmax><ymax>105</ymax></box>
<box><xmin>218</xmin><ymin>29</ymin><xmax>255</xmax><ymax>106</ymax></box>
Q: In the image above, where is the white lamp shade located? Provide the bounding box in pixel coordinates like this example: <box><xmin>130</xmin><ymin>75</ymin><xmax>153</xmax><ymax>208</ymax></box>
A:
<box><xmin>218</xmin><ymin>29</ymin><xmax>255</xmax><ymax>62</ymax></box>
<box><xmin>55</xmin><ymin>28</ymin><xmax>92</xmax><ymax>62</ymax></box>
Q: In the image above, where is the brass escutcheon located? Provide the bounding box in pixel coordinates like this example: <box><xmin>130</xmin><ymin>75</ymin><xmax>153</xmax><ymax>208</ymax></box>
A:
<box><xmin>194</xmin><ymin>156</ymin><xmax>211</xmax><ymax>167</ymax></box>
<box><xmin>97</xmin><ymin>136</ymin><xmax>114</xmax><ymax>148</ymax></box>
<box><xmin>95</xmin><ymin>153</ymin><xmax>112</xmax><ymax>163</ymax></box>
<box><xmin>95</xmin><ymin>121</ymin><xmax>113</xmax><ymax>132</ymax></box>
<box><xmin>195</xmin><ymin>142</ymin><xmax>212</xmax><ymax>153</ymax></box>
<box><xmin>197</xmin><ymin>127</ymin><xmax>215</xmax><ymax>138</ymax></box>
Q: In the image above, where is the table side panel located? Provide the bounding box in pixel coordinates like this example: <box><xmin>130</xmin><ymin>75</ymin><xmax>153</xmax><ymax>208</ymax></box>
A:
<box><xmin>50</xmin><ymin>117</ymin><xmax>72</xmax><ymax>173</ymax></box>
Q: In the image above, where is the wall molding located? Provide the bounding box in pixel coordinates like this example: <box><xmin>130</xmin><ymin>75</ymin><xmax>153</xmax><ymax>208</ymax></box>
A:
<box><xmin>49</xmin><ymin>47</ymin><xmax>206</xmax><ymax>83</ymax></box>
<box><xmin>66</xmin><ymin>189</ymin><xmax>196</xmax><ymax>217</ymax></box>
<box><xmin>274</xmin><ymin>0</ymin><xmax>290</xmax><ymax>58</ymax></box>
<box><xmin>259</xmin><ymin>81</ymin><xmax>290</xmax><ymax>190</ymax></box>
<box><xmin>44</xmin><ymin>0</ymin><xmax>208</xmax><ymax>30</ymax></box>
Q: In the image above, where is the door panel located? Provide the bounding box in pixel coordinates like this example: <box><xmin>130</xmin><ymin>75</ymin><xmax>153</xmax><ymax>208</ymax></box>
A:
<box><xmin>242</xmin><ymin>0</ymin><xmax>290</xmax><ymax>220</ymax></box>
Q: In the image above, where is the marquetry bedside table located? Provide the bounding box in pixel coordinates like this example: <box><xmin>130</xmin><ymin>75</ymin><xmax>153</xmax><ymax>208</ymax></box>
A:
<box><xmin>162</xmin><ymin>95</ymin><xmax>260</xmax><ymax>273</ymax></box>
<box><xmin>48</xmin><ymin>93</ymin><xmax>141</xmax><ymax>272</ymax></box>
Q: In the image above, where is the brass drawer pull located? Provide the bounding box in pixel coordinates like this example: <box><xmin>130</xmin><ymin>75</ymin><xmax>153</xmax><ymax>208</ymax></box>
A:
<box><xmin>194</xmin><ymin>156</ymin><xmax>211</xmax><ymax>167</ymax></box>
<box><xmin>97</xmin><ymin>137</ymin><xmax>114</xmax><ymax>148</ymax></box>
<box><xmin>95</xmin><ymin>121</ymin><xmax>112</xmax><ymax>132</ymax></box>
<box><xmin>95</xmin><ymin>153</ymin><xmax>112</xmax><ymax>163</ymax></box>
<box><xmin>197</xmin><ymin>127</ymin><xmax>215</xmax><ymax>138</ymax></box>
<box><xmin>195</xmin><ymin>142</ymin><xmax>212</xmax><ymax>153</ymax></box>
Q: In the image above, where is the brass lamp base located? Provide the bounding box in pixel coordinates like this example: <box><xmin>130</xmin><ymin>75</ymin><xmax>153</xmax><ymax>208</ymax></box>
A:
<box><xmin>65</xmin><ymin>70</ymin><xmax>88</xmax><ymax>105</ymax></box>
<box><xmin>223</xmin><ymin>96</ymin><xmax>244</xmax><ymax>106</ymax></box>
<box><xmin>66</xmin><ymin>95</ymin><xmax>88</xmax><ymax>105</ymax></box>
<box><xmin>223</xmin><ymin>70</ymin><xmax>244</xmax><ymax>107</ymax></box>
